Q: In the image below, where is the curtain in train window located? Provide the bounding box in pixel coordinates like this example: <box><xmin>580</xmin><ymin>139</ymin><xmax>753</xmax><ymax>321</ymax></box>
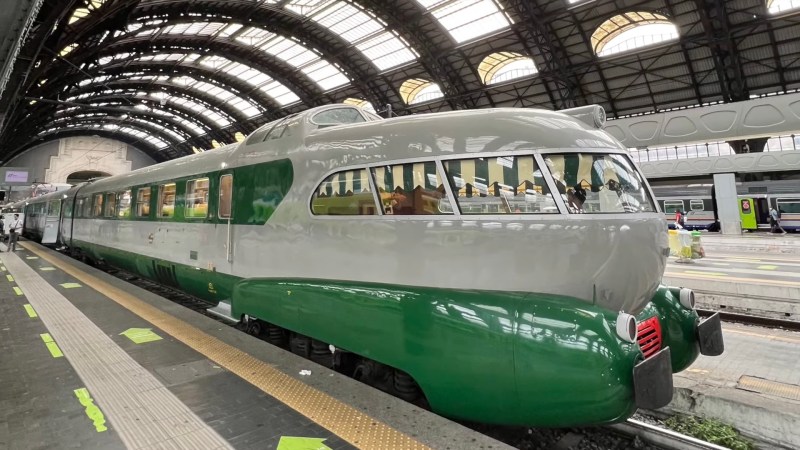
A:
<box><xmin>443</xmin><ymin>155</ymin><xmax>557</xmax><ymax>214</ymax></box>
<box><xmin>311</xmin><ymin>168</ymin><xmax>377</xmax><ymax>215</ymax></box>
<box><xmin>136</xmin><ymin>188</ymin><xmax>151</xmax><ymax>217</ymax></box>
<box><xmin>158</xmin><ymin>183</ymin><xmax>176</xmax><ymax>218</ymax></box>
<box><xmin>371</xmin><ymin>162</ymin><xmax>452</xmax><ymax>215</ymax></box>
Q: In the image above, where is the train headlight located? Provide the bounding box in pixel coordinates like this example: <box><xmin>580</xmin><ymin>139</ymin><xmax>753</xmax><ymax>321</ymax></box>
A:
<box><xmin>679</xmin><ymin>288</ymin><xmax>695</xmax><ymax>310</ymax></box>
<box><xmin>616</xmin><ymin>312</ymin><xmax>638</xmax><ymax>343</ymax></box>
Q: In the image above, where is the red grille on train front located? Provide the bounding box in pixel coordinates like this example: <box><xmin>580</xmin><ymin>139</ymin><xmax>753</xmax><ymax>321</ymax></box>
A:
<box><xmin>637</xmin><ymin>317</ymin><xmax>662</xmax><ymax>359</ymax></box>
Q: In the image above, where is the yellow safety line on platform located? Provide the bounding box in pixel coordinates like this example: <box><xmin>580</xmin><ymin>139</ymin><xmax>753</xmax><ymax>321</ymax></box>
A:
<box><xmin>757</xmin><ymin>265</ymin><xmax>778</xmax><ymax>270</ymax></box>
<box><xmin>722</xmin><ymin>327</ymin><xmax>800</xmax><ymax>345</ymax></box>
<box><xmin>40</xmin><ymin>333</ymin><xmax>64</xmax><ymax>358</ymax></box>
<box><xmin>663</xmin><ymin>271</ymin><xmax>800</xmax><ymax>287</ymax></box>
<box><xmin>13</xmin><ymin>286</ymin><xmax>23</xmax><ymax>296</ymax></box>
<box><xmin>20</xmin><ymin>243</ymin><xmax>430</xmax><ymax>450</ymax></box>
<box><xmin>24</xmin><ymin>304</ymin><xmax>38</xmax><ymax>318</ymax></box>
<box><xmin>74</xmin><ymin>388</ymin><xmax>108</xmax><ymax>432</ymax></box>
<box><xmin>682</xmin><ymin>270</ymin><xmax>728</xmax><ymax>277</ymax></box>
<box><xmin>6</xmin><ymin>274</ymin><xmax>14</xmax><ymax>282</ymax></box>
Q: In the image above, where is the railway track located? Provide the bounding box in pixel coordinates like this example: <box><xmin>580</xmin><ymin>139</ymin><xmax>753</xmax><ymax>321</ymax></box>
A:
<box><xmin>609</xmin><ymin>419</ymin><xmax>731</xmax><ymax>450</ymax></box>
<box><xmin>697</xmin><ymin>307</ymin><xmax>800</xmax><ymax>331</ymax></box>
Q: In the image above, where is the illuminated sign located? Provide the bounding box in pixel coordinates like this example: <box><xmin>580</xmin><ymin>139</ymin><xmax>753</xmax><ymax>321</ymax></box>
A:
<box><xmin>4</xmin><ymin>170</ymin><xmax>28</xmax><ymax>183</ymax></box>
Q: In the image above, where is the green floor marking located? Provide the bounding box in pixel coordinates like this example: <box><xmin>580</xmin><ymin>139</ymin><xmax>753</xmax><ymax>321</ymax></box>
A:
<box><xmin>26</xmin><ymin>256</ymin><xmax>39</xmax><ymax>260</ymax></box>
<box><xmin>0</xmin><ymin>266</ymin><xmax>6</xmax><ymax>271</ymax></box>
<box><xmin>120</xmin><ymin>328</ymin><xmax>163</xmax><ymax>344</ymax></box>
<box><xmin>40</xmin><ymin>267</ymin><xmax>56</xmax><ymax>271</ymax></box>
<box><xmin>277</xmin><ymin>437</ymin><xmax>331</xmax><ymax>450</ymax></box>
<box><xmin>74</xmin><ymin>388</ymin><xmax>108</xmax><ymax>433</ymax></box>
<box><xmin>60</xmin><ymin>282</ymin><xmax>82</xmax><ymax>289</ymax></box>
<box><xmin>40</xmin><ymin>333</ymin><xmax>64</xmax><ymax>358</ymax></box>
<box><xmin>6</xmin><ymin>274</ymin><xmax>13</xmax><ymax>282</ymax></box>
<box><xmin>24</xmin><ymin>304</ymin><xmax>38</xmax><ymax>318</ymax></box>
<box><xmin>13</xmin><ymin>286</ymin><xmax>23</xmax><ymax>296</ymax></box>
<box><xmin>757</xmin><ymin>265</ymin><xmax>778</xmax><ymax>270</ymax></box>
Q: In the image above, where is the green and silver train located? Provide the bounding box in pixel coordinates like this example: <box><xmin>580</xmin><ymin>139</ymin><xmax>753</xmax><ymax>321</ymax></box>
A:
<box><xmin>16</xmin><ymin>104</ymin><xmax>723</xmax><ymax>427</ymax></box>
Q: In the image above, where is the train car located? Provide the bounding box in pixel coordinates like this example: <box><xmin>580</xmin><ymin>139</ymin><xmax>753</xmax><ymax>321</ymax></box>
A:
<box><xmin>38</xmin><ymin>104</ymin><xmax>723</xmax><ymax>427</ymax></box>
<box><xmin>652</xmin><ymin>180</ymin><xmax>800</xmax><ymax>231</ymax></box>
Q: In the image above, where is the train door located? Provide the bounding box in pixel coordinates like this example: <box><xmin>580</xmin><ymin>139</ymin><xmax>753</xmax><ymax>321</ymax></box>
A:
<box><xmin>738</xmin><ymin>198</ymin><xmax>757</xmax><ymax>230</ymax></box>
<box><xmin>753</xmin><ymin>197</ymin><xmax>770</xmax><ymax>228</ymax></box>
<box><xmin>42</xmin><ymin>199</ymin><xmax>62</xmax><ymax>244</ymax></box>
<box><xmin>218</xmin><ymin>173</ymin><xmax>234</xmax><ymax>264</ymax></box>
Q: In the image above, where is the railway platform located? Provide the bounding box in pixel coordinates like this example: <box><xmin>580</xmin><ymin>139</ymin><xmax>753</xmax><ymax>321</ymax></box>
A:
<box><xmin>0</xmin><ymin>241</ymin><xmax>510</xmax><ymax>450</ymax></box>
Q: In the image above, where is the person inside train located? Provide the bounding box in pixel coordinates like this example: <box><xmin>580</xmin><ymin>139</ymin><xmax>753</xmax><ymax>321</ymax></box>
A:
<box><xmin>770</xmin><ymin>207</ymin><xmax>787</xmax><ymax>234</ymax></box>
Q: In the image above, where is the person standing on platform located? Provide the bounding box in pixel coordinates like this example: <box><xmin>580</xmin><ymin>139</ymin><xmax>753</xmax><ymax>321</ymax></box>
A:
<box><xmin>0</xmin><ymin>217</ymin><xmax>4</xmax><ymax>251</ymax></box>
<box><xmin>8</xmin><ymin>214</ymin><xmax>22</xmax><ymax>251</ymax></box>
<box><xmin>674</xmin><ymin>209</ymin><xmax>685</xmax><ymax>230</ymax></box>
<box><xmin>770</xmin><ymin>207</ymin><xmax>787</xmax><ymax>234</ymax></box>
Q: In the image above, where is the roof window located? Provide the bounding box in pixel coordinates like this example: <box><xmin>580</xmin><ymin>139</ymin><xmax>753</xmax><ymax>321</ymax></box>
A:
<box><xmin>400</xmin><ymin>79</ymin><xmax>444</xmax><ymax>105</ymax></box>
<box><xmin>768</xmin><ymin>0</ymin><xmax>800</xmax><ymax>13</ymax></box>
<box><xmin>478</xmin><ymin>52</ymin><xmax>537</xmax><ymax>85</ymax></box>
<box><xmin>415</xmin><ymin>0</ymin><xmax>512</xmax><ymax>43</ymax></box>
<box><xmin>592</xmin><ymin>12</ymin><xmax>678</xmax><ymax>57</ymax></box>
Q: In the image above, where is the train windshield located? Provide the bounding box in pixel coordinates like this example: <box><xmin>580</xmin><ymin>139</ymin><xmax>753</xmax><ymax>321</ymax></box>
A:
<box><xmin>543</xmin><ymin>153</ymin><xmax>655</xmax><ymax>213</ymax></box>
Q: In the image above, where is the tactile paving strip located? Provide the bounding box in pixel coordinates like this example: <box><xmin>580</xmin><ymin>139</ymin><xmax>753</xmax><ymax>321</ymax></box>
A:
<box><xmin>21</xmin><ymin>243</ymin><xmax>430</xmax><ymax>450</ymax></box>
<box><xmin>737</xmin><ymin>375</ymin><xmax>800</xmax><ymax>401</ymax></box>
<box><xmin>4</xmin><ymin>248</ymin><xmax>233</xmax><ymax>450</ymax></box>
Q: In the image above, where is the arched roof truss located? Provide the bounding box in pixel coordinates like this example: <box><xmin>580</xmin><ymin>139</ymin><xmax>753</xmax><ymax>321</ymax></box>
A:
<box><xmin>591</xmin><ymin>12</ymin><xmax>679</xmax><ymax>57</ymax></box>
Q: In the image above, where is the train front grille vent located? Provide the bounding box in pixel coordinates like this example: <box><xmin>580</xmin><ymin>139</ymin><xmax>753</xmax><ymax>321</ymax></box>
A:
<box><xmin>637</xmin><ymin>317</ymin><xmax>662</xmax><ymax>359</ymax></box>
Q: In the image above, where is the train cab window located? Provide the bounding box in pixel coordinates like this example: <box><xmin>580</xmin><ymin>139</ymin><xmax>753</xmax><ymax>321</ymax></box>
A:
<box><xmin>544</xmin><ymin>153</ymin><xmax>656</xmax><ymax>213</ymax></box>
<box><xmin>372</xmin><ymin>162</ymin><xmax>452</xmax><ymax>215</ymax></box>
<box><xmin>689</xmin><ymin>199</ymin><xmax>704</xmax><ymax>211</ymax></box>
<box><xmin>311</xmin><ymin>108</ymin><xmax>366</xmax><ymax>128</ymax></box>
<box><xmin>158</xmin><ymin>183</ymin><xmax>176</xmax><ymax>218</ymax></box>
<box><xmin>104</xmin><ymin>193</ymin><xmax>117</xmax><ymax>217</ymax></box>
<box><xmin>186</xmin><ymin>178</ymin><xmax>209</xmax><ymax>219</ymax></box>
<box><xmin>47</xmin><ymin>200</ymin><xmax>61</xmax><ymax>217</ymax></box>
<box><xmin>219</xmin><ymin>174</ymin><xmax>233</xmax><ymax>219</ymax></box>
<box><xmin>118</xmin><ymin>190</ymin><xmax>131</xmax><ymax>218</ymax></box>
<box><xmin>443</xmin><ymin>155</ymin><xmax>557</xmax><ymax>214</ymax></box>
<box><xmin>92</xmin><ymin>194</ymin><xmax>104</xmax><ymax>217</ymax></box>
<box><xmin>663</xmin><ymin>200</ymin><xmax>684</xmax><ymax>214</ymax></box>
<box><xmin>312</xmin><ymin>169</ymin><xmax>376</xmax><ymax>215</ymax></box>
<box><xmin>136</xmin><ymin>188</ymin><xmax>151</xmax><ymax>217</ymax></box>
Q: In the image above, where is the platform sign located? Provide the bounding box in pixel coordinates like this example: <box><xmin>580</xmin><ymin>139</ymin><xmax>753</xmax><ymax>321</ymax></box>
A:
<box><xmin>0</xmin><ymin>167</ymin><xmax>31</xmax><ymax>186</ymax></box>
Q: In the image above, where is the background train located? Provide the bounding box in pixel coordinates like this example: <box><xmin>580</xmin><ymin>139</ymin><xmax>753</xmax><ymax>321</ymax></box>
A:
<box><xmin>2</xmin><ymin>104</ymin><xmax>723</xmax><ymax>427</ymax></box>
<box><xmin>651</xmin><ymin>180</ymin><xmax>800</xmax><ymax>231</ymax></box>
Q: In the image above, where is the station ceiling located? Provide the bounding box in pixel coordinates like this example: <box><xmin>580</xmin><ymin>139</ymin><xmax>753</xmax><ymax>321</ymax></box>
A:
<box><xmin>0</xmin><ymin>0</ymin><xmax>799</xmax><ymax>163</ymax></box>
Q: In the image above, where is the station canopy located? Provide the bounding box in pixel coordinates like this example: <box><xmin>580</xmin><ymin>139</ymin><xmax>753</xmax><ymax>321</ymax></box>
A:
<box><xmin>1</xmin><ymin>0</ymin><xmax>799</xmax><ymax>162</ymax></box>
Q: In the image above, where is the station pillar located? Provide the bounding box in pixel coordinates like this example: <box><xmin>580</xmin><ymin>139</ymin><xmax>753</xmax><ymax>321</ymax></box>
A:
<box><xmin>713</xmin><ymin>173</ymin><xmax>741</xmax><ymax>235</ymax></box>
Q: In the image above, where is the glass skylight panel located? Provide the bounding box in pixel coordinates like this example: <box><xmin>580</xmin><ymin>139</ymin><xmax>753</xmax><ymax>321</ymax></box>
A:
<box><xmin>357</xmin><ymin>32</ymin><xmax>416</xmax><ymax>71</ymax></box>
<box><xmin>413</xmin><ymin>83</ymin><xmax>444</xmax><ymax>104</ymax></box>
<box><xmin>768</xmin><ymin>0</ymin><xmax>800</xmax><ymax>13</ymax></box>
<box><xmin>293</xmin><ymin>1</ymin><xmax>417</xmax><ymax>71</ymax></box>
<box><xmin>260</xmin><ymin>81</ymin><xmax>300</xmax><ymax>105</ymax></box>
<box><xmin>260</xmin><ymin>36</ymin><xmax>317</xmax><ymax>67</ymax></box>
<box><xmin>128</xmin><ymin>118</ymin><xmax>188</xmax><ymax>142</ymax></box>
<box><xmin>167</xmin><ymin>97</ymin><xmax>231</xmax><ymax>127</ymax></box>
<box><xmin>236</xmin><ymin>27</ymin><xmax>274</xmax><ymax>46</ymax></box>
<box><xmin>599</xmin><ymin>23</ymin><xmax>678</xmax><ymax>56</ymax></box>
<box><xmin>251</xmin><ymin>31</ymin><xmax>350</xmax><ymax>90</ymax></box>
<box><xmin>416</xmin><ymin>0</ymin><xmax>512</xmax><ymax>43</ymax></box>
<box><xmin>301</xmin><ymin>60</ymin><xmax>349</xmax><ymax>90</ymax></box>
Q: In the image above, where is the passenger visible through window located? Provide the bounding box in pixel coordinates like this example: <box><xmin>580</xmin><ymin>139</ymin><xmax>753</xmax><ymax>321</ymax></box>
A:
<box><xmin>158</xmin><ymin>183</ymin><xmax>176</xmax><ymax>218</ymax></box>
<box><xmin>104</xmin><ymin>193</ymin><xmax>117</xmax><ymax>217</ymax></box>
<box><xmin>186</xmin><ymin>178</ymin><xmax>209</xmax><ymax>219</ymax></box>
<box><xmin>443</xmin><ymin>155</ymin><xmax>557</xmax><ymax>214</ymax></box>
<box><xmin>544</xmin><ymin>153</ymin><xmax>656</xmax><ymax>213</ymax></box>
<box><xmin>311</xmin><ymin>169</ymin><xmax>376</xmax><ymax>215</ymax></box>
<box><xmin>136</xmin><ymin>188</ymin><xmax>151</xmax><ymax>217</ymax></box>
<box><xmin>372</xmin><ymin>162</ymin><xmax>452</xmax><ymax>215</ymax></box>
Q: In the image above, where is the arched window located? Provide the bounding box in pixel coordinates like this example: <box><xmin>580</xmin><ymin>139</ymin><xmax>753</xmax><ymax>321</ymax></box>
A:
<box><xmin>768</xmin><ymin>0</ymin><xmax>800</xmax><ymax>14</ymax></box>
<box><xmin>478</xmin><ymin>52</ymin><xmax>537</xmax><ymax>85</ymax></box>
<box><xmin>592</xmin><ymin>12</ymin><xmax>678</xmax><ymax>57</ymax></box>
<box><xmin>343</xmin><ymin>98</ymin><xmax>376</xmax><ymax>113</ymax></box>
<box><xmin>399</xmin><ymin>79</ymin><xmax>444</xmax><ymax>105</ymax></box>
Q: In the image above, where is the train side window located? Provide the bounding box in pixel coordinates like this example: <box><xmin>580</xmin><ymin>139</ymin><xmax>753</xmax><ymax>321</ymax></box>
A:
<box><xmin>185</xmin><ymin>178</ymin><xmax>209</xmax><ymax>219</ymax></box>
<box><xmin>104</xmin><ymin>193</ymin><xmax>117</xmax><ymax>218</ymax></box>
<box><xmin>81</xmin><ymin>197</ymin><xmax>92</xmax><ymax>218</ymax></box>
<box><xmin>136</xmin><ymin>188</ymin><xmax>151</xmax><ymax>217</ymax></box>
<box><xmin>118</xmin><ymin>190</ymin><xmax>132</xmax><ymax>218</ymax></box>
<box><xmin>158</xmin><ymin>183</ymin><xmax>176</xmax><ymax>218</ymax></box>
<box><xmin>689</xmin><ymin>199</ymin><xmax>704</xmax><ymax>211</ymax></box>
<box><xmin>442</xmin><ymin>155</ymin><xmax>557</xmax><ymax>214</ymax></box>
<box><xmin>777</xmin><ymin>199</ymin><xmax>800</xmax><ymax>214</ymax></box>
<box><xmin>219</xmin><ymin>174</ymin><xmax>233</xmax><ymax>219</ymax></box>
<box><xmin>311</xmin><ymin>168</ymin><xmax>377</xmax><ymax>216</ymax></box>
<box><xmin>47</xmin><ymin>200</ymin><xmax>60</xmax><ymax>217</ymax></box>
<box><xmin>93</xmin><ymin>194</ymin><xmax>104</xmax><ymax>217</ymax></box>
<box><xmin>372</xmin><ymin>162</ymin><xmax>453</xmax><ymax>215</ymax></box>
<box><xmin>663</xmin><ymin>200</ymin><xmax>684</xmax><ymax>214</ymax></box>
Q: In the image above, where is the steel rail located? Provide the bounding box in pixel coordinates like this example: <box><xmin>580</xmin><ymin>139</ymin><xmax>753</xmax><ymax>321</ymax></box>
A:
<box><xmin>609</xmin><ymin>419</ymin><xmax>730</xmax><ymax>450</ymax></box>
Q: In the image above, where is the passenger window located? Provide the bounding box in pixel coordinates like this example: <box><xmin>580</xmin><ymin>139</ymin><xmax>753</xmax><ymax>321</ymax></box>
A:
<box><xmin>372</xmin><ymin>162</ymin><xmax>452</xmax><ymax>215</ymax></box>
<box><xmin>80</xmin><ymin>197</ymin><xmax>92</xmax><ymax>218</ymax></box>
<box><xmin>311</xmin><ymin>108</ymin><xmax>366</xmax><ymax>127</ymax></box>
<box><xmin>777</xmin><ymin>200</ymin><xmax>800</xmax><ymax>214</ymax></box>
<box><xmin>311</xmin><ymin>168</ymin><xmax>377</xmax><ymax>215</ymax></box>
<box><xmin>663</xmin><ymin>200</ymin><xmax>684</xmax><ymax>214</ymax></box>
<box><xmin>136</xmin><ymin>188</ymin><xmax>151</xmax><ymax>217</ymax></box>
<box><xmin>47</xmin><ymin>200</ymin><xmax>60</xmax><ymax>217</ymax></box>
<box><xmin>104</xmin><ymin>193</ymin><xmax>117</xmax><ymax>217</ymax></box>
<box><xmin>93</xmin><ymin>194</ymin><xmax>104</xmax><ymax>217</ymax></box>
<box><xmin>219</xmin><ymin>174</ymin><xmax>233</xmax><ymax>219</ymax></box>
<box><xmin>158</xmin><ymin>183</ymin><xmax>176</xmax><ymax>217</ymax></box>
<box><xmin>689</xmin><ymin>199</ymin><xmax>704</xmax><ymax>211</ymax></box>
<box><xmin>443</xmin><ymin>156</ymin><xmax>557</xmax><ymax>214</ymax></box>
<box><xmin>185</xmin><ymin>178</ymin><xmax>209</xmax><ymax>219</ymax></box>
<box><xmin>118</xmin><ymin>190</ymin><xmax>131</xmax><ymax>218</ymax></box>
